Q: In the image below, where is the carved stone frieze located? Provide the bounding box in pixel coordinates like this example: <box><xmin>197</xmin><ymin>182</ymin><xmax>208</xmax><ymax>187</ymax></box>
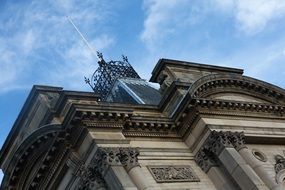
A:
<box><xmin>275</xmin><ymin>154</ymin><xmax>285</xmax><ymax>174</ymax></box>
<box><xmin>147</xmin><ymin>165</ymin><xmax>200</xmax><ymax>183</ymax></box>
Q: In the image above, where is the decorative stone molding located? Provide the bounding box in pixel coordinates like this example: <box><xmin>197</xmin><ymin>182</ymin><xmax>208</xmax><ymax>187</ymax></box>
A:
<box><xmin>147</xmin><ymin>165</ymin><xmax>200</xmax><ymax>183</ymax></box>
<box><xmin>73</xmin><ymin>109</ymin><xmax>178</xmax><ymax>138</ymax></box>
<box><xmin>189</xmin><ymin>98</ymin><xmax>285</xmax><ymax>115</ymax></box>
<box><xmin>124</xmin><ymin>121</ymin><xmax>176</xmax><ymax>133</ymax></box>
<box><xmin>275</xmin><ymin>155</ymin><xmax>285</xmax><ymax>174</ymax></box>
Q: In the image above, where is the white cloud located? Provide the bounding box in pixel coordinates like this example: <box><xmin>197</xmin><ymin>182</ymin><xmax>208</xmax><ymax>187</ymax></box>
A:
<box><xmin>215</xmin><ymin>0</ymin><xmax>285</xmax><ymax>35</ymax></box>
<box><xmin>140</xmin><ymin>0</ymin><xmax>192</xmax><ymax>50</ymax></box>
<box><xmin>0</xmin><ymin>0</ymin><xmax>115</xmax><ymax>94</ymax></box>
<box><xmin>236</xmin><ymin>0</ymin><xmax>285</xmax><ymax>34</ymax></box>
<box><xmin>141</xmin><ymin>0</ymin><xmax>285</xmax><ymax>48</ymax></box>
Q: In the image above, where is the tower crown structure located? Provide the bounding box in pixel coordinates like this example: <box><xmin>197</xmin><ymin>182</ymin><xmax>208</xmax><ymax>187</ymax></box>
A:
<box><xmin>85</xmin><ymin>52</ymin><xmax>141</xmax><ymax>100</ymax></box>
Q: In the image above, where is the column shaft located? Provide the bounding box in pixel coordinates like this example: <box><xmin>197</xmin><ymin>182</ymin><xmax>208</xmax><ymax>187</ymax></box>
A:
<box><xmin>238</xmin><ymin>148</ymin><xmax>282</xmax><ymax>190</ymax></box>
<box><xmin>207</xmin><ymin>166</ymin><xmax>239</xmax><ymax>190</ymax></box>
<box><xmin>218</xmin><ymin>147</ymin><xmax>268</xmax><ymax>190</ymax></box>
<box><xmin>128</xmin><ymin>166</ymin><xmax>153</xmax><ymax>190</ymax></box>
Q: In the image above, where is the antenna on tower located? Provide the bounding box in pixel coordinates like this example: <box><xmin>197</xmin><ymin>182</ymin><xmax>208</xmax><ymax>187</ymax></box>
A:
<box><xmin>66</xmin><ymin>16</ymin><xmax>103</xmax><ymax>64</ymax></box>
<box><xmin>66</xmin><ymin>16</ymin><xmax>140</xmax><ymax>101</ymax></box>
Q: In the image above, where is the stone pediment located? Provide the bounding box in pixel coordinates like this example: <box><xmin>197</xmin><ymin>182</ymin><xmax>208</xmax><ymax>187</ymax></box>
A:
<box><xmin>207</xmin><ymin>92</ymin><xmax>270</xmax><ymax>104</ymax></box>
<box><xmin>188</xmin><ymin>74</ymin><xmax>285</xmax><ymax>105</ymax></box>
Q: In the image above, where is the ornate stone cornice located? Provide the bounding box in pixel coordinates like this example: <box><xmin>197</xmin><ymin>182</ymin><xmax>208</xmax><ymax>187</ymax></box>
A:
<box><xmin>73</xmin><ymin>110</ymin><xmax>132</xmax><ymax>123</ymax></box>
<box><xmin>190</xmin><ymin>99</ymin><xmax>285</xmax><ymax>115</ymax></box>
<box><xmin>123</xmin><ymin>120</ymin><xmax>177</xmax><ymax>138</ymax></box>
<box><xmin>72</xmin><ymin>109</ymin><xmax>178</xmax><ymax>138</ymax></box>
<box><xmin>275</xmin><ymin>155</ymin><xmax>285</xmax><ymax>174</ymax></box>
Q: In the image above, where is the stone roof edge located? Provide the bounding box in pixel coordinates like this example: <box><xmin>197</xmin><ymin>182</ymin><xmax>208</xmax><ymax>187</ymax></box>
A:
<box><xmin>150</xmin><ymin>58</ymin><xmax>244</xmax><ymax>82</ymax></box>
<box><xmin>0</xmin><ymin>85</ymin><xmax>63</xmax><ymax>166</ymax></box>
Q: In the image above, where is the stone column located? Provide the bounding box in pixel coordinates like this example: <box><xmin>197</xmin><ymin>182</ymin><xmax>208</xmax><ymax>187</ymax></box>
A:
<box><xmin>118</xmin><ymin>148</ymin><xmax>154</xmax><ymax>190</ymax></box>
<box><xmin>195</xmin><ymin>148</ymin><xmax>239</xmax><ymax>190</ymax></box>
<box><xmin>229</xmin><ymin>132</ymin><xmax>282</xmax><ymax>190</ymax></box>
<box><xmin>96</xmin><ymin>148</ymin><xmax>138</xmax><ymax>190</ymax></box>
<box><xmin>196</xmin><ymin>131</ymin><xmax>268</xmax><ymax>190</ymax></box>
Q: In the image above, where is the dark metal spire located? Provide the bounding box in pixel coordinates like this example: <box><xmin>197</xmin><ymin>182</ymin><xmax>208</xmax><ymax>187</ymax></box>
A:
<box><xmin>85</xmin><ymin>52</ymin><xmax>141</xmax><ymax>100</ymax></box>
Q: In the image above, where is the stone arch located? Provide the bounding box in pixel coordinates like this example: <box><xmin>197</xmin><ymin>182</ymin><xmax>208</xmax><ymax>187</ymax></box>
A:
<box><xmin>188</xmin><ymin>74</ymin><xmax>285</xmax><ymax>104</ymax></box>
<box><xmin>1</xmin><ymin>124</ymin><xmax>65</xmax><ymax>190</ymax></box>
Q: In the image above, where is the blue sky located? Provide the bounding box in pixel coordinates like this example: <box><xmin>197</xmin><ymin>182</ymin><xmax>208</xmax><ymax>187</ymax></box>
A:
<box><xmin>1</xmin><ymin>0</ymin><xmax>285</xmax><ymax>182</ymax></box>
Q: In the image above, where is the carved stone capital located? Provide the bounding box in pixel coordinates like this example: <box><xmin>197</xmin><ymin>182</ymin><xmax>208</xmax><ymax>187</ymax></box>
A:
<box><xmin>227</xmin><ymin>131</ymin><xmax>246</xmax><ymax>151</ymax></box>
<box><xmin>94</xmin><ymin>148</ymin><xmax>121</xmax><ymax>175</ymax></box>
<box><xmin>204</xmin><ymin>131</ymin><xmax>233</xmax><ymax>156</ymax></box>
<box><xmin>76</xmin><ymin>147</ymin><xmax>140</xmax><ymax>189</ymax></box>
<box><xmin>76</xmin><ymin>164</ymin><xmax>107</xmax><ymax>190</ymax></box>
<box><xmin>118</xmin><ymin>147</ymin><xmax>140</xmax><ymax>172</ymax></box>
<box><xmin>275</xmin><ymin>154</ymin><xmax>285</xmax><ymax>174</ymax></box>
<box><xmin>195</xmin><ymin>130</ymin><xmax>246</xmax><ymax>173</ymax></box>
<box><xmin>204</xmin><ymin>131</ymin><xmax>246</xmax><ymax>155</ymax></box>
<box><xmin>194</xmin><ymin>149</ymin><xmax>218</xmax><ymax>173</ymax></box>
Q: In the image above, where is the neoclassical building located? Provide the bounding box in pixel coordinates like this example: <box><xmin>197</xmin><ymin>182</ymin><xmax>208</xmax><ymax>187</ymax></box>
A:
<box><xmin>1</xmin><ymin>57</ymin><xmax>285</xmax><ymax>190</ymax></box>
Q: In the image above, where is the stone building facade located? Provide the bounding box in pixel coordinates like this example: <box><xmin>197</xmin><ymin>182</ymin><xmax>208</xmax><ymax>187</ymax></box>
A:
<box><xmin>1</xmin><ymin>58</ymin><xmax>285</xmax><ymax>189</ymax></box>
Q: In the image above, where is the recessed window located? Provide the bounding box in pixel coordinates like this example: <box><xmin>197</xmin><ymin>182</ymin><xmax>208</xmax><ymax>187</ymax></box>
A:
<box><xmin>252</xmin><ymin>149</ymin><xmax>267</xmax><ymax>162</ymax></box>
